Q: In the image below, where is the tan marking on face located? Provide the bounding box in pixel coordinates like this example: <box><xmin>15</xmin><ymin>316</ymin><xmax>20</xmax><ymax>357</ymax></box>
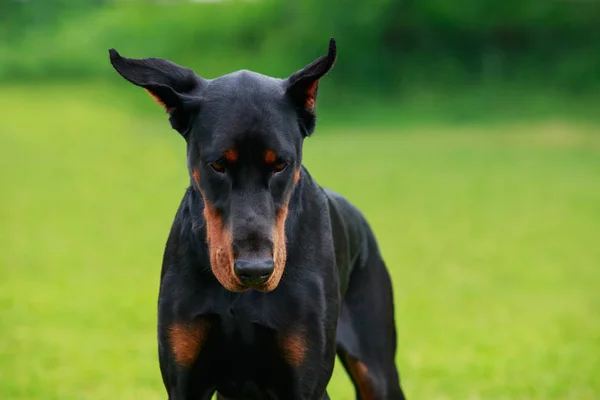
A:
<box><xmin>168</xmin><ymin>320</ymin><xmax>210</xmax><ymax>368</ymax></box>
<box><xmin>293</xmin><ymin>168</ymin><xmax>301</xmax><ymax>185</ymax></box>
<box><xmin>344</xmin><ymin>355</ymin><xmax>376</xmax><ymax>399</ymax></box>
<box><xmin>145</xmin><ymin>89</ymin><xmax>174</xmax><ymax>113</ymax></box>
<box><xmin>224</xmin><ymin>148</ymin><xmax>238</xmax><ymax>163</ymax></box>
<box><xmin>260</xmin><ymin>200</ymin><xmax>288</xmax><ymax>292</ymax></box>
<box><xmin>192</xmin><ymin>168</ymin><xmax>200</xmax><ymax>187</ymax></box>
<box><xmin>203</xmin><ymin>198</ymin><xmax>244</xmax><ymax>292</ymax></box>
<box><xmin>264</xmin><ymin>149</ymin><xmax>277</xmax><ymax>164</ymax></box>
<box><xmin>279</xmin><ymin>330</ymin><xmax>308</xmax><ymax>367</ymax></box>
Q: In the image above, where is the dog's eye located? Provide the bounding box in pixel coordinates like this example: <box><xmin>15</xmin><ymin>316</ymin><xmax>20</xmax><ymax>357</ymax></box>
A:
<box><xmin>272</xmin><ymin>162</ymin><xmax>288</xmax><ymax>173</ymax></box>
<box><xmin>210</xmin><ymin>162</ymin><xmax>226</xmax><ymax>174</ymax></box>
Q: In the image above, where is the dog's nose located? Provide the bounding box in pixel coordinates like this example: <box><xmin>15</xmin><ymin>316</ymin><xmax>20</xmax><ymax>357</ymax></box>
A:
<box><xmin>234</xmin><ymin>259</ymin><xmax>274</xmax><ymax>286</ymax></box>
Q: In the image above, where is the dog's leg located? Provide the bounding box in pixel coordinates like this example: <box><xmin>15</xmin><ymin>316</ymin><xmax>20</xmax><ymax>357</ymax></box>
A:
<box><xmin>158</xmin><ymin>318</ymin><xmax>215</xmax><ymax>400</ymax></box>
<box><xmin>162</xmin><ymin>369</ymin><xmax>214</xmax><ymax>400</ymax></box>
<box><xmin>336</xmin><ymin>235</ymin><xmax>407</xmax><ymax>400</ymax></box>
<box><xmin>217</xmin><ymin>389</ymin><xmax>327</xmax><ymax>399</ymax></box>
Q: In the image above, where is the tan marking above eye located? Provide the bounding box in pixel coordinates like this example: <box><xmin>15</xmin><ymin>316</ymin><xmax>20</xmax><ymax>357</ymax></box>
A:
<box><xmin>265</xmin><ymin>150</ymin><xmax>277</xmax><ymax>164</ymax></box>
<box><xmin>224</xmin><ymin>148</ymin><xmax>238</xmax><ymax>163</ymax></box>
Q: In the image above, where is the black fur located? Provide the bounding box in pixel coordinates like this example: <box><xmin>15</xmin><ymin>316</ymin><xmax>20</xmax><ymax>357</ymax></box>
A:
<box><xmin>109</xmin><ymin>38</ymin><xmax>407</xmax><ymax>400</ymax></box>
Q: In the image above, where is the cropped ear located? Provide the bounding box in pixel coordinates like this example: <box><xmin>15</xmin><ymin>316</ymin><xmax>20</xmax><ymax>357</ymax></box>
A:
<box><xmin>108</xmin><ymin>49</ymin><xmax>206</xmax><ymax>135</ymax></box>
<box><xmin>284</xmin><ymin>38</ymin><xmax>337</xmax><ymax>137</ymax></box>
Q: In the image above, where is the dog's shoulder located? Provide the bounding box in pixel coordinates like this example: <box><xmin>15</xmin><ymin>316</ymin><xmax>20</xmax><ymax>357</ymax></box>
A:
<box><xmin>322</xmin><ymin>187</ymin><xmax>368</xmax><ymax>233</ymax></box>
<box><xmin>319</xmin><ymin>187</ymin><xmax>373</xmax><ymax>290</ymax></box>
<box><xmin>160</xmin><ymin>187</ymin><xmax>206</xmax><ymax>278</ymax></box>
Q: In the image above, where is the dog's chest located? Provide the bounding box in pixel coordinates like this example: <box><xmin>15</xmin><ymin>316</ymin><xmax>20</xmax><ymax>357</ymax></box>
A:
<box><xmin>207</xmin><ymin>311</ymin><xmax>283</xmax><ymax>361</ymax></box>
<box><xmin>198</xmin><ymin>314</ymin><xmax>294</xmax><ymax>398</ymax></box>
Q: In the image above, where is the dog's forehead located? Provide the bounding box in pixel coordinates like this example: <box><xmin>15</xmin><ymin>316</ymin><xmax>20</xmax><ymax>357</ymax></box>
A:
<box><xmin>193</xmin><ymin>70</ymin><xmax>298</xmax><ymax>153</ymax></box>
<box><xmin>204</xmin><ymin>70</ymin><xmax>285</xmax><ymax>99</ymax></box>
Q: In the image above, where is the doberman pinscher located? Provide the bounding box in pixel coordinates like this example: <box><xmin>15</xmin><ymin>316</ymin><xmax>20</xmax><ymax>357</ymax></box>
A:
<box><xmin>109</xmin><ymin>38</ymin><xmax>407</xmax><ymax>400</ymax></box>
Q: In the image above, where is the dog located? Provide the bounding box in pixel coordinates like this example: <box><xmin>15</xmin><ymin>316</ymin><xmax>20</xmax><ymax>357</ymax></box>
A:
<box><xmin>109</xmin><ymin>38</ymin><xmax>407</xmax><ymax>400</ymax></box>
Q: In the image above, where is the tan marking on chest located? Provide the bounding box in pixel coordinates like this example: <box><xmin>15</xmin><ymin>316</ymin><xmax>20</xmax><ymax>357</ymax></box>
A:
<box><xmin>279</xmin><ymin>330</ymin><xmax>308</xmax><ymax>367</ymax></box>
<box><xmin>168</xmin><ymin>320</ymin><xmax>211</xmax><ymax>368</ymax></box>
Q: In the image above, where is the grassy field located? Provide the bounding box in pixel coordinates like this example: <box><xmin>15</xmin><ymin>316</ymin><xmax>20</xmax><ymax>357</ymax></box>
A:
<box><xmin>1</xmin><ymin>85</ymin><xmax>599</xmax><ymax>399</ymax></box>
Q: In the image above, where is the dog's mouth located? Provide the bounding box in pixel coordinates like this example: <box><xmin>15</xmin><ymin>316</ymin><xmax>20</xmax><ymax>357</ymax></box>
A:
<box><xmin>225</xmin><ymin>279</ymin><xmax>277</xmax><ymax>294</ymax></box>
<box><xmin>238</xmin><ymin>282</ymin><xmax>273</xmax><ymax>293</ymax></box>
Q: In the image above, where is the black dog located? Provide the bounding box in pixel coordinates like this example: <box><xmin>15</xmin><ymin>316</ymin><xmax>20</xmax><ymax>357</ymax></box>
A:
<box><xmin>109</xmin><ymin>38</ymin><xmax>406</xmax><ymax>400</ymax></box>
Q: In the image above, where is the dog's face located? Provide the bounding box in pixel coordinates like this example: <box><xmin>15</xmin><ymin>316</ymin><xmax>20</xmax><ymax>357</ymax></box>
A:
<box><xmin>109</xmin><ymin>39</ymin><xmax>336</xmax><ymax>292</ymax></box>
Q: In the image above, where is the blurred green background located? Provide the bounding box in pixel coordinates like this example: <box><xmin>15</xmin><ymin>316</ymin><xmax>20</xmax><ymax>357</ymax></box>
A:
<box><xmin>1</xmin><ymin>0</ymin><xmax>599</xmax><ymax>399</ymax></box>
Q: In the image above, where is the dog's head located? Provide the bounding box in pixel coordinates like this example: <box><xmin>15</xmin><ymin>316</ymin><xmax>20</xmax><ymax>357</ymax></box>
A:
<box><xmin>109</xmin><ymin>39</ymin><xmax>336</xmax><ymax>292</ymax></box>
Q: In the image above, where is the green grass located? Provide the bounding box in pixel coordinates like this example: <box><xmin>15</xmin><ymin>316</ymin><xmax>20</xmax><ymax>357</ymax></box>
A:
<box><xmin>1</xmin><ymin>85</ymin><xmax>599</xmax><ymax>399</ymax></box>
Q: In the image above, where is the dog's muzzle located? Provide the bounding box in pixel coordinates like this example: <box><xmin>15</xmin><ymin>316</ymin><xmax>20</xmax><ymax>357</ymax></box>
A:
<box><xmin>233</xmin><ymin>259</ymin><xmax>274</xmax><ymax>287</ymax></box>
